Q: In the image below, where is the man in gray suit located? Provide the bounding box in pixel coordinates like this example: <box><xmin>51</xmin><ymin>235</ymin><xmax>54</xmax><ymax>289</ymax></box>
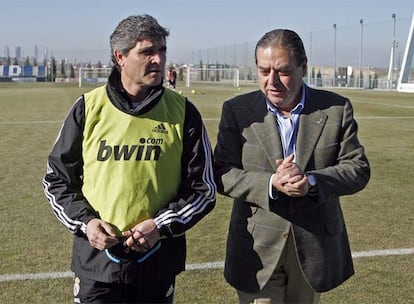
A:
<box><xmin>214</xmin><ymin>29</ymin><xmax>370</xmax><ymax>303</ymax></box>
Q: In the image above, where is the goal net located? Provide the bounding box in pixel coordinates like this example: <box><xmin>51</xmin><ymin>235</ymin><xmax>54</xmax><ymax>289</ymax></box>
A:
<box><xmin>184</xmin><ymin>67</ymin><xmax>239</xmax><ymax>87</ymax></box>
<box><xmin>397</xmin><ymin>13</ymin><xmax>414</xmax><ymax>93</ymax></box>
<box><xmin>78</xmin><ymin>67</ymin><xmax>112</xmax><ymax>87</ymax></box>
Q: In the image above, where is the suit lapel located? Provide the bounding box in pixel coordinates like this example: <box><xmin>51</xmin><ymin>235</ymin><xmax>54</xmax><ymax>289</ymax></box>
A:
<box><xmin>295</xmin><ymin>99</ymin><xmax>327</xmax><ymax>170</ymax></box>
<box><xmin>248</xmin><ymin>94</ymin><xmax>284</xmax><ymax>171</ymax></box>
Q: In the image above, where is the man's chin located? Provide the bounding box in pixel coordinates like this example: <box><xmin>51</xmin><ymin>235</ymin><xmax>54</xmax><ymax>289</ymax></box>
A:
<box><xmin>146</xmin><ymin>77</ymin><xmax>163</xmax><ymax>87</ymax></box>
<box><xmin>267</xmin><ymin>95</ymin><xmax>284</xmax><ymax>105</ymax></box>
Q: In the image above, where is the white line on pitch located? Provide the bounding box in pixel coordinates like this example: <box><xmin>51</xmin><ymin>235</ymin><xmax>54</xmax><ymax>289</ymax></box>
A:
<box><xmin>351</xmin><ymin>247</ymin><xmax>414</xmax><ymax>258</ymax></box>
<box><xmin>0</xmin><ymin>247</ymin><xmax>412</xmax><ymax>283</ymax></box>
<box><xmin>352</xmin><ymin>101</ymin><xmax>414</xmax><ymax>109</ymax></box>
<box><xmin>355</xmin><ymin>116</ymin><xmax>414</xmax><ymax>119</ymax></box>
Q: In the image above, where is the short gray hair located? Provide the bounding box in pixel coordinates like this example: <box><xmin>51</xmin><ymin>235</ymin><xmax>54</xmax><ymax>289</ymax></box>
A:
<box><xmin>110</xmin><ymin>14</ymin><xmax>169</xmax><ymax>69</ymax></box>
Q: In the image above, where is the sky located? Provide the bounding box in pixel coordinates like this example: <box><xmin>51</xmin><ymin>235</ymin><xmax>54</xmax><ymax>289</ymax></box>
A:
<box><xmin>1</xmin><ymin>0</ymin><xmax>414</xmax><ymax>68</ymax></box>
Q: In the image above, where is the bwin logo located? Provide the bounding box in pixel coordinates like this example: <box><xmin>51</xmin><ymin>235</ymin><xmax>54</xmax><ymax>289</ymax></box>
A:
<box><xmin>152</xmin><ymin>123</ymin><xmax>168</xmax><ymax>134</ymax></box>
<box><xmin>97</xmin><ymin>138</ymin><xmax>163</xmax><ymax>161</ymax></box>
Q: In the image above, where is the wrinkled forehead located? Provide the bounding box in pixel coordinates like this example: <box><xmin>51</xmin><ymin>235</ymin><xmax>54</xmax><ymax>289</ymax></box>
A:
<box><xmin>138</xmin><ymin>36</ymin><xmax>166</xmax><ymax>46</ymax></box>
<box><xmin>256</xmin><ymin>46</ymin><xmax>294</xmax><ymax>65</ymax></box>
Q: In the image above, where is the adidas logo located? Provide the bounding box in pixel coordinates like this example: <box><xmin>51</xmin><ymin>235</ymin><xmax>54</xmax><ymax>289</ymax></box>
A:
<box><xmin>152</xmin><ymin>123</ymin><xmax>168</xmax><ymax>134</ymax></box>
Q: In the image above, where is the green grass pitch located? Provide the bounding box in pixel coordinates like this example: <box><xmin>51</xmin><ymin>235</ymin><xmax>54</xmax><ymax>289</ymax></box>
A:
<box><xmin>0</xmin><ymin>82</ymin><xmax>413</xmax><ymax>303</ymax></box>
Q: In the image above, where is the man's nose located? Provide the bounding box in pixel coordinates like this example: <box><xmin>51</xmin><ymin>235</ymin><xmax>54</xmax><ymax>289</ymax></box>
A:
<box><xmin>269</xmin><ymin>70</ymin><xmax>281</xmax><ymax>84</ymax></box>
<box><xmin>150</xmin><ymin>52</ymin><xmax>164</xmax><ymax>64</ymax></box>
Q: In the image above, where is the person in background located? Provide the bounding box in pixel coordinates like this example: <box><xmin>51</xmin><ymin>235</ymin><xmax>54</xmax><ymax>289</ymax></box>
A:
<box><xmin>43</xmin><ymin>14</ymin><xmax>216</xmax><ymax>304</ymax></box>
<box><xmin>167</xmin><ymin>65</ymin><xmax>177</xmax><ymax>89</ymax></box>
<box><xmin>214</xmin><ymin>29</ymin><xmax>370</xmax><ymax>304</ymax></box>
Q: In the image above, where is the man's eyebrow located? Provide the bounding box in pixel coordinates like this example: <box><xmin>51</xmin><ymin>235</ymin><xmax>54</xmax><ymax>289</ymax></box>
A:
<box><xmin>257</xmin><ymin>64</ymin><xmax>269</xmax><ymax>70</ymax></box>
<box><xmin>258</xmin><ymin>64</ymin><xmax>290</xmax><ymax>72</ymax></box>
<box><xmin>139</xmin><ymin>45</ymin><xmax>167</xmax><ymax>53</ymax></box>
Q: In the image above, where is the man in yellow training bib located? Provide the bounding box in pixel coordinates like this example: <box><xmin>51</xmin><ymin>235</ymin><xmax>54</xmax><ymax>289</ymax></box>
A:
<box><xmin>43</xmin><ymin>14</ymin><xmax>216</xmax><ymax>303</ymax></box>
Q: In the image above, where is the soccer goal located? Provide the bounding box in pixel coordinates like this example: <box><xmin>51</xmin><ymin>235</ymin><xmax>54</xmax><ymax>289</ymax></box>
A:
<box><xmin>78</xmin><ymin>67</ymin><xmax>112</xmax><ymax>87</ymax></box>
<box><xmin>184</xmin><ymin>66</ymin><xmax>239</xmax><ymax>87</ymax></box>
<box><xmin>397</xmin><ymin>13</ymin><xmax>414</xmax><ymax>93</ymax></box>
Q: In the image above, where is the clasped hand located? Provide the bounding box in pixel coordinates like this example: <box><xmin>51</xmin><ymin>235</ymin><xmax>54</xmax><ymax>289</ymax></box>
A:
<box><xmin>86</xmin><ymin>218</ymin><xmax>160</xmax><ymax>252</ymax></box>
<box><xmin>272</xmin><ymin>154</ymin><xmax>309</xmax><ymax>197</ymax></box>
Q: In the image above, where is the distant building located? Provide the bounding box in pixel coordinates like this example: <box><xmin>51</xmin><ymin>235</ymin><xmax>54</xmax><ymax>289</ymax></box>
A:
<box><xmin>15</xmin><ymin>46</ymin><xmax>21</xmax><ymax>60</ymax></box>
<box><xmin>4</xmin><ymin>45</ymin><xmax>10</xmax><ymax>58</ymax></box>
<box><xmin>43</xmin><ymin>47</ymin><xmax>48</xmax><ymax>61</ymax></box>
<box><xmin>34</xmin><ymin>46</ymin><xmax>38</xmax><ymax>62</ymax></box>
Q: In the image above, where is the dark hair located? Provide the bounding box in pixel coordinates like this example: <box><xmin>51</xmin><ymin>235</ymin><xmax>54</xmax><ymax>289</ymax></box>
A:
<box><xmin>110</xmin><ymin>14</ymin><xmax>170</xmax><ymax>69</ymax></box>
<box><xmin>254</xmin><ymin>29</ymin><xmax>307</xmax><ymax>67</ymax></box>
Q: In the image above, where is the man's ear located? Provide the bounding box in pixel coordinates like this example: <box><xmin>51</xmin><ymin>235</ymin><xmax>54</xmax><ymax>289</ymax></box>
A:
<box><xmin>302</xmin><ymin>60</ymin><xmax>308</xmax><ymax>77</ymax></box>
<box><xmin>114</xmin><ymin>49</ymin><xmax>124</xmax><ymax>67</ymax></box>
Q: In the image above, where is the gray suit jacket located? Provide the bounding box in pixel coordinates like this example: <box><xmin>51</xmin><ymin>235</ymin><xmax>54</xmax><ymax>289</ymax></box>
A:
<box><xmin>214</xmin><ymin>85</ymin><xmax>370</xmax><ymax>293</ymax></box>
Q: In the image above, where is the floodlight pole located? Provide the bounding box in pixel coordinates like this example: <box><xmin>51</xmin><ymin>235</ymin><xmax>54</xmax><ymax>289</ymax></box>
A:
<box><xmin>359</xmin><ymin>19</ymin><xmax>363</xmax><ymax>88</ymax></box>
<box><xmin>333</xmin><ymin>24</ymin><xmax>337</xmax><ymax>87</ymax></box>
<box><xmin>308</xmin><ymin>31</ymin><xmax>312</xmax><ymax>86</ymax></box>
<box><xmin>392</xmin><ymin>13</ymin><xmax>397</xmax><ymax>89</ymax></box>
<box><xmin>388</xmin><ymin>13</ymin><xmax>397</xmax><ymax>90</ymax></box>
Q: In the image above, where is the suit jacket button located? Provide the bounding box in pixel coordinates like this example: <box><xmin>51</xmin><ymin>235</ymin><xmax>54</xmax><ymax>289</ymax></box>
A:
<box><xmin>282</xmin><ymin>232</ymin><xmax>289</xmax><ymax>239</ymax></box>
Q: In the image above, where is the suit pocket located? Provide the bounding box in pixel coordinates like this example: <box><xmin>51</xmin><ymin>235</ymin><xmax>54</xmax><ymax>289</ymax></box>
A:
<box><xmin>247</xmin><ymin>220</ymin><xmax>288</xmax><ymax>248</ymax></box>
